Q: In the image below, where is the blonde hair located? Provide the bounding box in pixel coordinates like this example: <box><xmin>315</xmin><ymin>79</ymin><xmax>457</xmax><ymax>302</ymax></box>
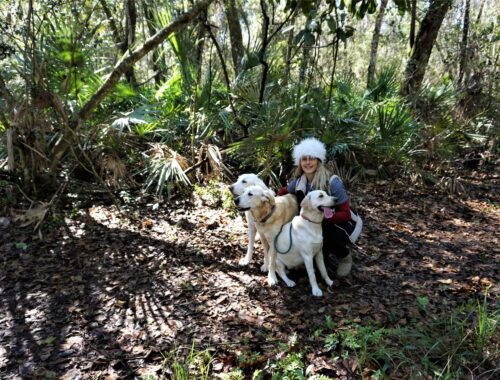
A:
<box><xmin>292</xmin><ymin>160</ymin><xmax>331</xmax><ymax>193</ymax></box>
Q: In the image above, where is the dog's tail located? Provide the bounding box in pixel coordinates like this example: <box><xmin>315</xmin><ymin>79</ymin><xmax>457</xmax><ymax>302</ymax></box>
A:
<box><xmin>349</xmin><ymin>210</ymin><xmax>363</xmax><ymax>244</ymax></box>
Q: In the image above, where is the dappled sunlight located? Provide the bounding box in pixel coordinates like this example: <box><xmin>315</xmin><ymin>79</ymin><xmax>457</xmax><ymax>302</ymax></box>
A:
<box><xmin>1</xmin><ymin>178</ymin><xmax>498</xmax><ymax>378</ymax></box>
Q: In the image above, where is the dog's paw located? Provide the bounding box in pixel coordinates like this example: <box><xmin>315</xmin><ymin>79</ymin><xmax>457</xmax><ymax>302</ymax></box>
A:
<box><xmin>312</xmin><ymin>287</ymin><xmax>323</xmax><ymax>297</ymax></box>
<box><xmin>325</xmin><ymin>278</ymin><xmax>334</xmax><ymax>287</ymax></box>
<box><xmin>260</xmin><ymin>263</ymin><xmax>268</xmax><ymax>272</ymax></box>
<box><xmin>267</xmin><ymin>275</ymin><xmax>279</xmax><ymax>286</ymax></box>
<box><xmin>285</xmin><ymin>280</ymin><xmax>296</xmax><ymax>288</ymax></box>
<box><xmin>238</xmin><ymin>257</ymin><xmax>251</xmax><ymax>266</ymax></box>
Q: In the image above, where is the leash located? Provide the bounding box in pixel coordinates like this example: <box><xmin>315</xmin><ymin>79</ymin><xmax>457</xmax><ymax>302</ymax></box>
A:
<box><xmin>274</xmin><ymin>223</ymin><xmax>293</xmax><ymax>254</ymax></box>
<box><xmin>274</xmin><ymin>213</ymin><xmax>322</xmax><ymax>254</ymax></box>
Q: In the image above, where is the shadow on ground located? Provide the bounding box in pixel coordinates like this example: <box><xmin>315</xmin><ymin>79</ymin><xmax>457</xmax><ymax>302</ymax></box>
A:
<box><xmin>0</xmin><ymin>175</ymin><xmax>498</xmax><ymax>378</ymax></box>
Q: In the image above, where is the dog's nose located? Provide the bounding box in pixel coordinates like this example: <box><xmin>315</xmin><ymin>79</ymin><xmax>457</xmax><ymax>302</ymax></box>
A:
<box><xmin>235</xmin><ymin>197</ymin><xmax>240</xmax><ymax>205</ymax></box>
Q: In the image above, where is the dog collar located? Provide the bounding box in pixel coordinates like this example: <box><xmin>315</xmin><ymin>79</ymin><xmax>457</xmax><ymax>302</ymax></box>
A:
<box><xmin>259</xmin><ymin>205</ymin><xmax>276</xmax><ymax>223</ymax></box>
<box><xmin>301</xmin><ymin>214</ymin><xmax>322</xmax><ymax>224</ymax></box>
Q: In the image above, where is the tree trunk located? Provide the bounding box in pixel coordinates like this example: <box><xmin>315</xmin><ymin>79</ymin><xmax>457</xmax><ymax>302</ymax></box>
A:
<box><xmin>402</xmin><ymin>0</ymin><xmax>453</xmax><ymax>97</ymax></box>
<box><xmin>99</xmin><ymin>0</ymin><xmax>123</xmax><ymax>48</ymax></box>
<box><xmin>367</xmin><ymin>0</ymin><xmax>389</xmax><ymax>89</ymax></box>
<box><xmin>224</xmin><ymin>0</ymin><xmax>244</xmax><ymax>75</ymax></box>
<box><xmin>258</xmin><ymin>0</ymin><xmax>270</xmax><ymax>104</ymax></box>
<box><xmin>77</xmin><ymin>0</ymin><xmax>215</xmax><ymax>122</ymax></box>
<box><xmin>283</xmin><ymin>29</ymin><xmax>294</xmax><ymax>88</ymax></box>
<box><xmin>99</xmin><ymin>0</ymin><xmax>137</xmax><ymax>86</ymax></box>
<box><xmin>125</xmin><ymin>0</ymin><xmax>138</xmax><ymax>87</ymax></box>
<box><xmin>475</xmin><ymin>0</ymin><xmax>486</xmax><ymax>23</ymax></box>
<box><xmin>410</xmin><ymin>0</ymin><xmax>417</xmax><ymax>48</ymax></box>
<box><xmin>194</xmin><ymin>9</ymin><xmax>207</xmax><ymax>86</ymax></box>
<box><xmin>143</xmin><ymin>0</ymin><xmax>165</xmax><ymax>85</ymax></box>
<box><xmin>458</xmin><ymin>0</ymin><xmax>470</xmax><ymax>84</ymax></box>
<box><xmin>6</xmin><ymin>128</ymin><xmax>14</xmax><ymax>172</ymax></box>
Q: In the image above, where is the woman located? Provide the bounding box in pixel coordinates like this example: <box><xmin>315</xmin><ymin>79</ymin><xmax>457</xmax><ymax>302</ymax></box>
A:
<box><xmin>277</xmin><ymin>137</ymin><xmax>362</xmax><ymax>277</ymax></box>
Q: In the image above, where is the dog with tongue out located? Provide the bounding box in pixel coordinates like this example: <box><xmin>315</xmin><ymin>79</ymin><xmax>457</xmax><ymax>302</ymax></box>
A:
<box><xmin>272</xmin><ymin>190</ymin><xmax>336</xmax><ymax>297</ymax></box>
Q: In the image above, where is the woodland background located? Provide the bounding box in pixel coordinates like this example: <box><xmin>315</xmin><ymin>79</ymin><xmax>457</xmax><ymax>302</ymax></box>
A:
<box><xmin>0</xmin><ymin>0</ymin><xmax>498</xmax><ymax>379</ymax></box>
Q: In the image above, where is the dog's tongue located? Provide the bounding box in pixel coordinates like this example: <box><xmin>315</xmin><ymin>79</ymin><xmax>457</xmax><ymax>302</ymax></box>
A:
<box><xmin>323</xmin><ymin>207</ymin><xmax>334</xmax><ymax>219</ymax></box>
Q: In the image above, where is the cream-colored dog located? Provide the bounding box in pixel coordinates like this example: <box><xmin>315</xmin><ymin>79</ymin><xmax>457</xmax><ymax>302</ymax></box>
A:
<box><xmin>229</xmin><ymin>174</ymin><xmax>270</xmax><ymax>267</ymax></box>
<box><xmin>273</xmin><ymin>190</ymin><xmax>335</xmax><ymax>296</ymax></box>
<box><xmin>234</xmin><ymin>185</ymin><xmax>298</xmax><ymax>276</ymax></box>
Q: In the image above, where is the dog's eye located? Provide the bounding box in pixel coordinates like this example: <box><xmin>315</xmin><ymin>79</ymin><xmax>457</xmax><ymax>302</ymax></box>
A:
<box><xmin>248</xmin><ymin>192</ymin><xmax>253</xmax><ymax>196</ymax></box>
<box><xmin>242</xmin><ymin>180</ymin><xmax>247</xmax><ymax>183</ymax></box>
<box><xmin>319</xmin><ymin>194</ymin><xmax>324</xmax><ymax>198</ymax></box>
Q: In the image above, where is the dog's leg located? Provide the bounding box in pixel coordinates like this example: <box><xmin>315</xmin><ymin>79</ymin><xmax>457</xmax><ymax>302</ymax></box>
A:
<box><xmin>303</xmin><ymin>255</ymin><xmax>322</xmax><ymax>296</ymax></box>
<box><xmin>276</xmin><ymin>260</ymin><xmax>296</xmax><ymax>287</ymax></box>
<box><xmin>260</xmin><ymin>236</ymin><xmax>270</xmax><ymax>272</ymax></box>
<box><xmin>314</xmin><ymin>250</ymin><xmax>334</xmax><ymax>287</ymax></box>
<box><xmin>239</xmin><ymin>212</ymin><xmax>256</xmax><ymax>266</ymax></box>
<box><xmin>267</xmin><ymin>245</ymin><xmax>279</xmax><ymax>286</ymax></box>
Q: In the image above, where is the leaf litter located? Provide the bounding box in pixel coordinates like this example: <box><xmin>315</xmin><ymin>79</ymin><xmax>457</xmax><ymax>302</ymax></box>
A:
<box><xmin>0</xmin><ymin>173</ymin><xmax>498</xmax><ymax>379</ymax></box>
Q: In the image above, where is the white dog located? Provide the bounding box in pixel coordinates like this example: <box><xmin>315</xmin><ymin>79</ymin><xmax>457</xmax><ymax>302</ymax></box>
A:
<box><xmin>229</xmin><ymin>174</ymin><xmax>270</xmax><ymax>267</ymax></box>
<box><xmin>234</xmin><ymin>185</ymin><xmax>298</xmax><ymax>276</ymax></box>
<box><xmin>273</xmin><ymin>190</ymin><xmax>335</xmax><ymax>296</ymax></box>
<box><xmin>235</xmin><ymin>185</ymin><xmax>298</xmax><ymax>283</ymax></box>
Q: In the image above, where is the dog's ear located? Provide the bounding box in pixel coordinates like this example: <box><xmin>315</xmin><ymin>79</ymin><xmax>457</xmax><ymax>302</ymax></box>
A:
<box><xmin>262</xmin><ymin>189</ymin><xmax>276</xmax><ymax>206</ymax></box>
<box><xmin>300</xmin><ymin>193</ymin><xmax>312</xmax><ymax>209</ymax></box>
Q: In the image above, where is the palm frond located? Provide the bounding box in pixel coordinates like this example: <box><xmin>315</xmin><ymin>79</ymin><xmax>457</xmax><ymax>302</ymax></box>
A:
<box><xmin>99</xmin><ymin>153</ymin><xmax>127</xmax><ymax>188</ymax></box>
<box><xmin>366</xmin><ymin>64</ymin><xmax>400</xmax><ymax>101</ymax></box>
<box><xmin>206</xmin><ymin>144</ymin><xmax>232</xmax><ymax>178</ymax></box>
<box><xmin>143</xmin><ymin>143</ymin><xmax>191</xmax><ymax>197</ymax></box>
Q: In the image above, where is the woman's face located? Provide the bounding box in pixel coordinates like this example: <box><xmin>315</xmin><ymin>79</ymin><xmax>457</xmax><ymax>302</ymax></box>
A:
<box><xmin>300</xmin><ymin>155</ymin><xmax>318</xmax><ymax>175</ymax></box>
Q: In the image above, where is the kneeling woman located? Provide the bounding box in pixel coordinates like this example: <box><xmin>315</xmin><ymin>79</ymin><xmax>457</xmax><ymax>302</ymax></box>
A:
<box><xmin>278</xmin><ymin>137</ymin><xmax>362</xmax><ymax>277</ymax></box>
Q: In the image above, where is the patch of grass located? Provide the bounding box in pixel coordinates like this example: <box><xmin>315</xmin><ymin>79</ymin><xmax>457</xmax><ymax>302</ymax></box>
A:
<box><xmin>160</xmin><ymin>342</ymin><xmax>214</xmax><ymax>380</ymax></box>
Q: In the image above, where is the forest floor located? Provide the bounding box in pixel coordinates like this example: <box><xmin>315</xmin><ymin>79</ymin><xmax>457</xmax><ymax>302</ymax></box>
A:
<box><xmin>0</xmin><ymin>169</ymin><xmax>499</xmax><ymax>379</ymax></box>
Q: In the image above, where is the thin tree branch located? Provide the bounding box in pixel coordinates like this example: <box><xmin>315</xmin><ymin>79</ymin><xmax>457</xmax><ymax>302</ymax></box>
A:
<box><xmin>49</xmin><ymin>0</ymin><xmax>215</xmax><ymax>171</ymax></box>
<box><xmin>326</xmin><ymin>6</ymin><xmax>340</xmax><ymax>126</ymax></box>
<box><xmin>99</xmin><ymin>0</ymin><xmax>124</xmax><ymax>49</ymax></box>
<box><xmin>205</xmin><ymin>23</ymin><xmax>249</xmax><ymax>135</ymax></box>
<box><xmin>76</xmin><ymin>0</ymin><xmax>215</xmax><ymax>124</ymax></box>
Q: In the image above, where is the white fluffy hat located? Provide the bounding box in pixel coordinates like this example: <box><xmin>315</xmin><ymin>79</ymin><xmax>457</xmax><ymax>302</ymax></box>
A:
<box><xmin>292</xmin><ymin>137</ymin><xmax>326</xmax><ymax>165</ymax></box>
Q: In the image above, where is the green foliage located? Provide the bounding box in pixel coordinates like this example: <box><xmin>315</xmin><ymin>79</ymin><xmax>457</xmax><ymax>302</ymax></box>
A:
<box><xmin>321</xmin><ymin>295</ymin><xmax>499</xmax><ymax>379</ymax></box>
<box><xmin>15</xmin><ymin>242</ymin><xmax>29</xmax><ymax>251</ymax></box>
<box><xmin>219</xmin><ymin>368</ymin><xmax>245</xmax><ymax>380</ymax></box>
<box><xmin>371</xmin><ymin>100</ymin><xmax>418</xmax><ymax>161</ymax></box>
<box><xmin>161</xmin><ymin>342</ymin><xmax>213</xmax><ymax>380</ymax></box>
<box><xmin>322</xmin><ymin>69</ymin><xmax>423</xmax><ymax>167</ymax></box>
<box><xmin>194</xmin><ymin>179</ymin><xmax>236</xmax><ymax>214</ymax></box>
<box><xmin>366</xmin><ymin>65</ymin><xmax>400</xmax><ymax>102</ymax></box>
<box><xmin>270</xmin><ymin>352</ymin><xmax>306</xmax><ymax>380</ymax></box>
<box><xmin>416</xmin><ymin>296</ymin><xmax>430</xmax><ymax>312</ymax></box>
<box><xmin>0</xmin><ymin>0</ymin><xmax>496</xmax><ymax>196</ymax></box>
<box><xmin>142</xmin><ymin>143</ymin><xmax>191</xmax><ymax>197</ymax></box>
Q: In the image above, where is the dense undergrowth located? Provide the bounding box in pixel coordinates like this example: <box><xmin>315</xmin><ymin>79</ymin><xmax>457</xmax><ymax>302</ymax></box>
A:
<box><xmin>1</xmin><ymin>62</ymin><xmax>497</xmax><ymax>204</ymax></box>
